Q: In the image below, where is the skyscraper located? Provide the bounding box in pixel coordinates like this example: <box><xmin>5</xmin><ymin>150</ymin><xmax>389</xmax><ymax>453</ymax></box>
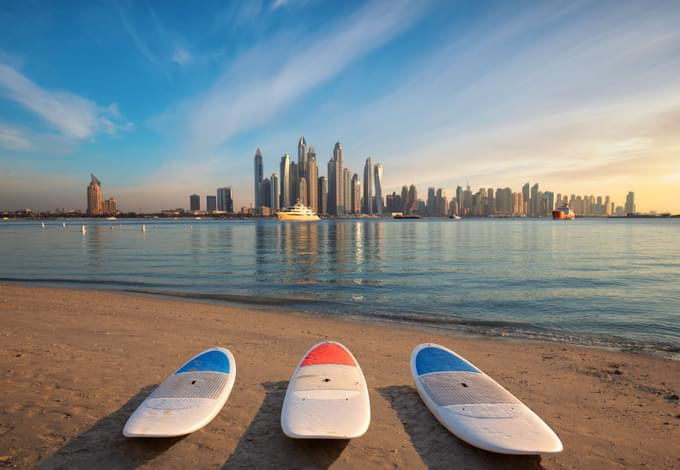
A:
<box><xmin>217</xmin><ymin>187</ymin><xmax>234</xmax><ymax>213</ymax></box>
<box><xmin>351</xmin><ymin>173</ymin><xmax>361</xmax><ymax>214</ymax></box>
<box><xmin>522</xmin><ymin>183</ymin><xmax>530</xmax><ymax>215</ymax></box>
<box><xmin>427</xmin><ymin>187</ymin><xmax>435</xmax><ymax>216</ymax></box>
<box><xmin>280</xmin><ymin>154</ymin><xmax>291</xmax><ymax>209</ymax></box>
<box><xmin>625</xmin><ymin>192</ymin><xmax>636</xmax><ymax>214</ymax></box>
<box><xmin>190</xmin><ymin>194</ymin><xmax>200</xmax><ymax>212</ymax></box>
<box><xmin>408</xmin><ymin>185</ymin><xmax>418</xmax><ymax>214</ymax></box>
<box><xmin>297</xmin><ymin>136</ymin><xmax>307</xmax><ymax>179</ymax></box>
<box><xmin>103</xmin><ymin>197</ymin><xmax>117</xmax><ymax>216</ymax></box>
<box><xmin>298</xmin><ymin>177</ymin><xmax>307</xmax><ymax>206</ymax></box>
<box><xmin>343</xmin><ymin>168</ymin><xmax>352</xmax><ymax>215</ymax></box>
<box><xmin>290</xmin><ymin>161</ymin><xmax>298</xmax><ymax>204</ymax></box>
<box><xmin>328</xmin><ymin>142</ymin><xmax>344</xmax><ymax>215</ymax></box>
<box><xmin>206</xmin><ymin>195</ymin><xmax>217</xmax><ymax>212</ymax></box>
<box><xmin>307</xmin><ymin>147</ymin><xmax>318</xmax><ymax>213</ymax></box>
<box><xmin>374</xmin><ymin>163</ymin><xmax>384</xmax><ymax>215</ymax></box>
<box><xmin>262</xmin><ymin>178</ymin><xmax>272</xmax><ymax>209</ymax></box>
<box><xmin>318</xmin><ymin>176</ymin><xmax>328</xmax><ymax>215</ymax></box>
<box><xmin>363</xmin><ymin>157</ymin><xmax>373</xmax><ymax>215</ymax></box>
<box><xmin>86</xmin><ymin>174</ymin><xmax>103</xmax><ymax>216</ymax></box>
<box><xmin>254</xmin><ymin>148</ymin><xmax>263</xmax><ymax>208</ymax></box>
<box><xmin>530</xmin><ymin>183</ymin><xmax>539</xmax><ymax>216</ymax></box>
<box><xmin>271</xmin><ymin>174</ymin><xmax>280</xmax><ymax>212</ymax></box>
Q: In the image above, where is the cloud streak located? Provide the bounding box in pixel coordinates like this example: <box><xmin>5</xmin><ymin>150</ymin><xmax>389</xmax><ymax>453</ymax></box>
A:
<box><xmin>180</xmin><ymin>0</ymin><xmax>427</xmax><ymax>151</ymax></box>
<box><xmin>0</xmin><ymin>62</ymin><xmax>132</xmax><ymax>141</ymax></box>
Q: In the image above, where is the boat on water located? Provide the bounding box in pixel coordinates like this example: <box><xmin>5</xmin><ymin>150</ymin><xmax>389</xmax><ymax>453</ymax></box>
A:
<box><xmin>105</xmin><ymin>216</ymin><xmax>117</xmax><ymax>220</ymax></box>
<box><xmin>393</xmin><ymin>213</ymin><xmax>421</xmax><ymax>219</ymax></box>
<box><xmin>552</xmin><ymin>205</ymin><xmax>576</xmax><ymax>220</ymax></box>
<box><xmin>276</xmin><ymin>202</ymin><xmax>320</xmax><ymax>221</ymax></box>
<box><xmin>449</xmin><ymin>214</ymin><xmax>461</xmax><ymax>220</ymax></box>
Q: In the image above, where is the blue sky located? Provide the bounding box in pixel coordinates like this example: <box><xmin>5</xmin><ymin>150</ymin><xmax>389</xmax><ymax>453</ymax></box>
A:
<box><xmin>1</xmin><ymin>0</ymin><xmax>680</xmax><ymax>212</ymax></box>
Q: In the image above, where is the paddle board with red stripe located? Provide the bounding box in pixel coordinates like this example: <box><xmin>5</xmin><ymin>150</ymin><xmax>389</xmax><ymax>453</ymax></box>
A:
<box><xmin>281</xmin><ymin>341</ymin><xmax>370</xmax><ymax>439</ymax></box>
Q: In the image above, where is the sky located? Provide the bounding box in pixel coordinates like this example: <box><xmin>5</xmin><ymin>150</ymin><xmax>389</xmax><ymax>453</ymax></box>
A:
<box><xmin>1</xmin><ymin>0</ymin><xmax>680</xmax><ymax>213</ymax></box>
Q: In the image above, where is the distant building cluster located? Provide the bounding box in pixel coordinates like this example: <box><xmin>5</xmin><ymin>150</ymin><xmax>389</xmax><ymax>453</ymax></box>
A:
<box><xmin>86</xmin><ymin>174</ymin><xmax>117</xmax><ymax>216</ymax></box>
<box><xmin>252</xmin><ymin>137</ymin><xmax>385</xmax><ymax>216</ymax></box>
<box><xmin>188</xmin><ymin>187</ymin><xmax>234</xmax><ymax>215</ymax></box>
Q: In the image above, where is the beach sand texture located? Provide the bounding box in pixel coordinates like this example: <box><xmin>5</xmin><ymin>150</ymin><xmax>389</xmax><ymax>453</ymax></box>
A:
<box><xmin>1</xmin><ymin>284</ymin><xmax>679</xmax><ymax>469</ymax></box>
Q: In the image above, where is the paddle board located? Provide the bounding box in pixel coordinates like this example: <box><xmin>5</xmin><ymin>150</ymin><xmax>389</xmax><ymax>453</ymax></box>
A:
<box><xmin>281</xmin><ymin>341</ymin><xmax>370</xmax><ymax>439</ymax></box>
<box><xmin>123</xmin><ymin>347</ymin><xmax>236</xmax><ymax>437</ymax></box>
<box><xmin>411</xmin><ymin>343</ymin><xmax>562</xmax><ymax>454</ymax></box>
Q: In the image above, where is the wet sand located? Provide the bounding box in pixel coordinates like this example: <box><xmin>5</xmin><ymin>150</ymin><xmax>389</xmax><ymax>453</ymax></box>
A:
<box><xmin>0</xmin><ymin>283</ymin><xmax>679</xmax><ymax>469</ymax></box>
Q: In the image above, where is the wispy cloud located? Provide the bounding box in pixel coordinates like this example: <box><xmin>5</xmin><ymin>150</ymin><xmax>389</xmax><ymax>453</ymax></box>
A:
<box><xmin>0</xmin><ymin>124</ymin><xmax>32</xmax><ymax>150</ymax></box>
<box><xmin>172</xmin><ymin>47</ymin><xmax>192</xmax><ymax>66</ymax></box>
<box><xmin>176</xmin><ymin>0</ymin><xmax>427</xmax><ymax>151</ymax></box>
<box><xmin>0</xmin><ymin>62</ymin><xmax>133</xmax><ymax>140</ymax></box>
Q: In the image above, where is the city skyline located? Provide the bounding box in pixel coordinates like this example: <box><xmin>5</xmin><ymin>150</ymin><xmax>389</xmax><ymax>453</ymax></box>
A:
<box><xmin>1</xmin><ymin>1</ymin><xmax>680</xmax><ymax>212</ymax></box>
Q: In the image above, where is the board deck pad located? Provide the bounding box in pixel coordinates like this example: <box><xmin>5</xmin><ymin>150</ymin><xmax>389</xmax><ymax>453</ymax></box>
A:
<box><xmin>411</xmin><ymin>343</ymin><xmax>562</xmax><ymax>454</ymax></box>
<box><xmin>281</xmin><ymin>341</ymin><xmax>370</xmax><ymax>439</ymax></box>
<box><xmin>123</xmin><ymin>347</ymin><xmax>235</xmax><ymax>437</ymax></box>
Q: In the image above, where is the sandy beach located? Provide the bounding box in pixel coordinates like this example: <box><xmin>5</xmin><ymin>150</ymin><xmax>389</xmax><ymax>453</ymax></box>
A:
<box><xmin>0</xmin><ymin>283</ymin><xmax>678</xmax><ymax>469</ymax></box>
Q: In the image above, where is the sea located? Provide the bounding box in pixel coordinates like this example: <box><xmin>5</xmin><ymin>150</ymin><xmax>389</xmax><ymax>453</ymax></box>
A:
<box><xmin>1</xmin><ymin>217</ymin><xmax>679</xmax><ymax>357</ymax></box>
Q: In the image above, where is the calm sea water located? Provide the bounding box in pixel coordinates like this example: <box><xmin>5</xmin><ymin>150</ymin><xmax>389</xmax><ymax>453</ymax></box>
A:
<box><xmin>1</xmin><ymin>218</ymin><xmax>679</xmax><ymax>356</ymax></box>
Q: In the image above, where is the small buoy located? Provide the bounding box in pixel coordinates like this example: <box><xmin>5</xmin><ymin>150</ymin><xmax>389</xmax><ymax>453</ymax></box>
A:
<box><xmin>189</xmin><ymin>224</ymin><xmax>193</xmax><ymax>230</ymax></box>
<box><xmin>141</xmin><ymin>224</ymin><xmax>146</xmax><ymax>232</ymax></box>
<box><xmin>62</xmin><ymin>222</ymin><xmax>66</xmax><ymax>228</ymax></box>
<box><xmin>80</xmin><ymin>225</ymin><xmax>87</xmax><ymax>234</ymax></box>
<box><xmin>41</xmin><ymin>222</ymin><xmax>45</xmax><ymax>228</ymax></box>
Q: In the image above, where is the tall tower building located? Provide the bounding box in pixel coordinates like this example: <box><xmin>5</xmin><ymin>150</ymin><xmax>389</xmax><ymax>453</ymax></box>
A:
<box><xmin>271</xmin><ymin>174</ymin><xmax>280</xmax><ymax>212</ymax></box>
<box><xmin>318</xmin><ymin>176</ymin><xmax>328</xmax><ymax>215</ymax></box>
<box><xmin>625</xmin><ymin>192</ymin><xmax>636</xmax><ymax>214</ymax></box>
<box><xmin>373</xmin><ymin>163</ymin><xmax>384</xmax><ymax>215</ymax></box>
<box><xmin>254</xmin><ymin>148</ymin><xmax>263</xmax><ymax>208</ymax></box>
<box><xmin>190</xmin><ymin>194</ymin><xmax>200</xmax><ymax>212</ymax></box>
<box><xmin>530</xmin><ymin>183</ymin><xmax>539</xmax><ymax>216</ymax></box>
<box><xmin>87</xmin><ymin>174</ymin><xmax>103</xmax><ymax>216</ymax></box>
<box><xmin>290</xmin><ymin>161</ymin><xmax>298</xmax><ymax>203</ymax></box>
<box><xmin>427</xmin><ymin>187</ymin><xmax>436</xmax><ymax>216</ymax></box>
<box><xmin>298</xmin><ymin>177</ymin><xmax>308</xmax><ymax>206</ymax></box>
<box><xmin>328</xmin><ymin>142</ymin><xmax>344</xmax><ymax>215</ymax></box>
<box><xmin>297</xmin><ymin>137</ymin><xmax>307</xmax><ymax>179</ymax></box>
<box><xmin>206</xmin><ymin>195</ymin><xmax>217</xmax><ymax>212</ymax></box>
<box><xmin>217</xmin><ymin>187</ymin><xmax>234</xmax><ymax>213</ymax></box>
<box><xmin>342</xmin><ymin>168</ymin><xmax>350</xmax><ymax>215</ymax></box>
<box><xmin>363</xmin><ymin>157</ymin><xmax>373</xmax><ymax>215</ymax></box>
<box><xmin>351</xmin><ymin>173</ymin><xmax>361</xmax><ymax>214</ymax></box>
<box><xmin>280</xmin><ymin>154</ymin><xmax>291</xmax><ymax>209</ymax></box>
<box><xmin>261</xmin><ymin>178</ymin><xmax>272</xmax><ymax>209</ymax></box>
<box><xmin>307</xmin><ymin>148</ymin><xmax>318</xmax><ymax>213</ymax></box>
<box><xmin>522</xmin><ymin>183</ymin><xmax>530</xmax><ymax>215</ymax></box>
<box><xmin>401</xmin><ymin>185</ymin><xmax>409</xmax><ymax>213</ymax></box>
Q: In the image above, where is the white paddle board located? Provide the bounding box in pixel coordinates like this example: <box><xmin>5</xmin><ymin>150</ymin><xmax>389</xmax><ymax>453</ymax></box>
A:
<box><xmin>123</xmin><ymin>347</ymin><xmax>236</xmax><ymax>437</ymax></box>
<box><xmin>411</xmin><ymin>343</ymin><xmax>562</xmax><ymax>454</ymax></box>
<box><xmin>281</xmin><ymin>341</ymin><xmax>370</xmax><ymax>439</ymax></box>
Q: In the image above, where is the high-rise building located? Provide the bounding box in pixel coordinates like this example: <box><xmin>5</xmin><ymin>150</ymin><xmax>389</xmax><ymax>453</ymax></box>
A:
<box><xmin>373</xmin><ymin>163</ymin><xmax>384</xmax><ymax>215</ymax></box>
<box><xmin>206</xmin><ymin>195</ymin><xmax>217</xmax><ymax>212</ymax></box>
<box><xmin>363</xmin><ymin>157</ymin><xmax>373</xmax><ymax>215</ymax></box>
<box><xmin>298</xmin><ymin>137</ymin><xmax>307</xmax><ymax>179</ymax></box>
<box><xmin>190</xmin><ymin>194</ymin><xmax>200</xmax><ymax>212</ymax></box>
<box><xmin>217</xmin><ymin>187</ymin><xmax>234</xmax><ymax>213</ymax></box>
<box><xmin>408</xmin><ymin>185</ymin><xmax>418</xmax><ymax>214</ymax></box>
<box><xmin>427</xmin><ymin>187</ymin><xmax>435</xmax><ymax>216</ymax></box>
<box><xmin>318</xmin><ymin>176</ymin><xmax>328</xmax><ymax>215</ymax></box>
<box><xmin>103</xmin><ymin>197</ymin><xmax>117</xmax><ymax>216</ymax></box>
<box><xmin>625</xmin><ymin>192</ymin><xmax>636</xmax><ymax>214</ymax></box>
<box><xmin>280</xmin><ymin>154</ymin><xmax>291</xmax><ymax>209</ymax></box>
<box><xmin>604</xmin><ymin>195</ymin><xmax>611</xmax><ymax>216</ymax></box>
<box><xmin>522</xmin><ymin>183</ymin><xmax>530</xmax><ymax>215</ymax></box>
<box><xmin>456</xmin><ymin>186</ymin><xmax>463</xmax><ymax>216</ymax></box>
<box><xmin>351</xmin><ymin>174</ymin><xmax>361</xmax><ymax>214</ymax></box>
<box><xmin>328</xmin><ymin>142</ymin><xmax>344</xmax><ymax>215</ymax></box>
<box><xmin>307</xmin><ymin>147</ymin><xmax>318</xmax><ymax>213</ymax></box>
<box><xmin>262</xmin><ymin>178</ymin><xmax>272</xmax><ymax>209</ymax></box>
<box><xmin>254</xmin><ymin>148</ymin><xmax>263</xmax><ymax>208</ymax></box>
<box><xmin>544</xmin><ymin>191</ymin><xmax>555</xmax><ymax>216</ymax></box>
<box><xmin>86</xmin><ymin>174</ymin><xmax>103</xmax><ymax>216</ymax></box>
<box><xmin>343</xmin><ymin>168</ymin><xmax>352</xmax><ymax>215</ymax></box>
<box><xmin>290</xmin><ymin>161</ymin><xmax>298</xmax><ymax>203</ymax></box>
<box><xmin>271</xmin><ymin>174</ymin><xmax>280</xmax><ymax>212</ymax></box>
<box><xmin>401</xmin><ymin>185</ymin><xmax>409</xmax><ymax>213</ymax></box>
<box><xmin>530</xmin><ymin>183</ymin><xmax>539</xmax><ymax>216</ymax></box>
<box><xmin>298</xmin><ymin>177</ymin><xmax>307</xmax><ymax>206</ymax></box>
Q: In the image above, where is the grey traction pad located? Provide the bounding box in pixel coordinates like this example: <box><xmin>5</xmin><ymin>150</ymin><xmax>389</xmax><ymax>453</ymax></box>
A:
<box><xmin>420</xmin><ymin>371</ymin><xmax>520</xmax><ymax>407</ymax></box>
<box><xmin>149</xmin><ymin>372</ymin><xmax>227</xmax><ymax>400</ymax></box>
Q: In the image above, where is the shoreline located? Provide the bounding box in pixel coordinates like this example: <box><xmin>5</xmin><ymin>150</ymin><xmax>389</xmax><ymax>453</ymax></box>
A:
<box><xmin>1</xmin><ymin>283</ymin><xmax>679</xmax><ymax>468</ymax></box>
<box><xmin>1</xmin><ymin>278</ymin><xmax>678</xmax><ymax>361</ymax></box>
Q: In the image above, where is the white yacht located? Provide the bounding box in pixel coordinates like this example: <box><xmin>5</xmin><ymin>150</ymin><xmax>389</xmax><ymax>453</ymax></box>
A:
<box><xmin>276</xmin><ymin>202</ymin><xmax>320</xmax><ymax>221</ymax></box>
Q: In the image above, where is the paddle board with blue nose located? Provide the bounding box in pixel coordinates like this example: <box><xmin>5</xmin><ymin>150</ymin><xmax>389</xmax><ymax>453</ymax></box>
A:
<box><xmin>281</xmin><ymin>341</ymin><xmax>370</xmax><ymax>439</ymax></box>
<box><xmin>411</xmin><ymin>343</ymin><xmax>562</xmax><ymax>454</ymax></box>
<box><xmin>123</xmin><ymin>347</ymin><xmax>236</xmax><ymax>437</ymax></box>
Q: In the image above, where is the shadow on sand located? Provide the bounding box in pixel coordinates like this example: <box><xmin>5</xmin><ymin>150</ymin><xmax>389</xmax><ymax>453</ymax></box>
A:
<box><xmin>38</xmin><ymin>385</ymin><xmax>185</xmax><ymax>469</ymax></box>
<box><xmin>379</xmin><ymin>385</ymin><xmax>544</xmax><ymax>470</ymax></box>
<box><xmin>224</xmin><ymin>381</ymin><xmax>349</xmax><ymax>469</ymax></box>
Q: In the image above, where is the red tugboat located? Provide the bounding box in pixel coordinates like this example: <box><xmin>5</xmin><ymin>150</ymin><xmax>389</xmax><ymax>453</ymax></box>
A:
<box><xmin>552</xmin><ymin>205</ymin><xmax>576</xmax><ymax>220</ymax></box>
